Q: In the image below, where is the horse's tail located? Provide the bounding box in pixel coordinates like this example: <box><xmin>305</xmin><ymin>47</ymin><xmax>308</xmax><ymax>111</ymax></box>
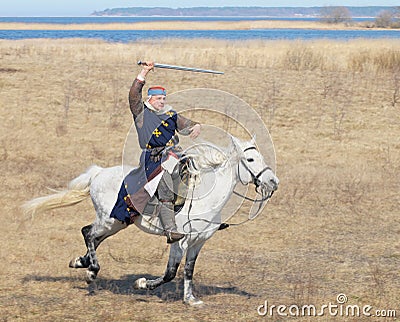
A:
<box><xmin>22</xmin><ymin>165</ymin><xmax>103</xmax><ymax>216</ymax></box>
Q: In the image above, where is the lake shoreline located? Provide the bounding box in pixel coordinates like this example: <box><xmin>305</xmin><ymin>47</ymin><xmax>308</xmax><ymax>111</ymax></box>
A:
<box><xmin>0</xmin><ymin>20</ymin><xmax>395</xmax><ymax>31</ymax></box>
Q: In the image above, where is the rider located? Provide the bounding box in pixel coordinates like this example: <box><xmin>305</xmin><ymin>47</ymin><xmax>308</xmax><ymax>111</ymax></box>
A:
<box><xmin>128</xmin><ymin>61</ymin><xmax>201</xmax><ymax>244</ymax></box>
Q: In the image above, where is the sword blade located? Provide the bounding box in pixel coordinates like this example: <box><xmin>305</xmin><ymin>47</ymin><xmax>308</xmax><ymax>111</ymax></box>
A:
<box><xmin>137</xmin><ymin>61</ymin><xmax>224</xmax><ymax>75</ymax></box>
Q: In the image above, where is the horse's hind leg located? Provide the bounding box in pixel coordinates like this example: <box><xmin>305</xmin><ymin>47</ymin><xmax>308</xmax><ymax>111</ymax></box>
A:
<box><xmin>69</xmin><ymin>218</ymin><xmax>127</xmax><ymax>283</ymax></box>
<box><xmin>85</xmin><ymin>218</ymin><xmax>127</xmax><ymax>283</ymax></box>
<box><xmin>68</xmin><ymin>224</ymin><xmax>93</xmax><ymax>269</ymax></box>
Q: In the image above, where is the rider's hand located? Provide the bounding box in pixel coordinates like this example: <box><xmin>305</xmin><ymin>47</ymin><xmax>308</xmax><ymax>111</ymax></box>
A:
<box><xmin>142</xmin><ymin>61</ymin><xmax>154</xmax><ymax>71</ymax></box>
<box><xmin>139</xmin><ymin>61</ymin><xmax>154</xmax><ymax>79</ymax></box>
<box><xmin>189</xmin><ymin>124</ymin><xmax>201</xmax><ymax>139</ymax></box>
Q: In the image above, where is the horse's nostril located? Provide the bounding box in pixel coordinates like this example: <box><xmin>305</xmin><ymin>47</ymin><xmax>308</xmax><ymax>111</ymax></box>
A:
<box><xmin>270</xmin><ymin>179</ymin><xmax>278</xmax><ymax>189</ymax></box>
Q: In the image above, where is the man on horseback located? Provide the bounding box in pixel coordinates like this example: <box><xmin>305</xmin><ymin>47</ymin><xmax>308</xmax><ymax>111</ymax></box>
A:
<box><xmin>124</xmin><ymin>61</ymin><xmax>201</xmax><ymax>243</ymax></box>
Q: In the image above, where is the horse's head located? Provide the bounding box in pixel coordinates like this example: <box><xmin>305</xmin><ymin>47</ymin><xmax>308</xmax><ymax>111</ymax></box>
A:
<box><xmin>231</xmin><ymin>136</ymin><xmax>279</xmax><ymax>193</ymax></box>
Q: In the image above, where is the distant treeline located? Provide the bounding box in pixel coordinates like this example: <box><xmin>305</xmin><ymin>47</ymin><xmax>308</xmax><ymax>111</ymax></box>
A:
<box><xmin>91</xmin><ymin>6</ymin><xmax>397</xmax><ymax>18</ymax></box>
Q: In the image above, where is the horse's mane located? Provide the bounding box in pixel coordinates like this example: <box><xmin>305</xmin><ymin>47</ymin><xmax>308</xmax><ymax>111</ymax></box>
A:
<box><xmin>183</xmin><ymin>140</ymin><xmax>236</xmax><ymax>175</ymax></box>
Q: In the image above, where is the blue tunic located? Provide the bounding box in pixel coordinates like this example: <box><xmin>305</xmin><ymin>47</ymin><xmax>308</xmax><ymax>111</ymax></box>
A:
<box><xmin>110</xmin><ymin>106</ymin><xmax>180</xmax><ymax>224</ymax></box>
<box><xmin>138</xmin><ymin>106</ymin><xmax>179</xmax><ymax>178</ymax></box>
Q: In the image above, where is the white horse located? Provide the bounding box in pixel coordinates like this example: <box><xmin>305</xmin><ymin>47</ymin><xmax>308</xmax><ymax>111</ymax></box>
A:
<box><xmin>23</xmin><ymin>136</ymin><xmax>279</xmax><ymax>306</ymax></box>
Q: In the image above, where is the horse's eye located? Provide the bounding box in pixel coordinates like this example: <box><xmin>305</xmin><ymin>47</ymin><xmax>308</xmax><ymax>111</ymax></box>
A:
<box><xmin>247</xmin><ymin>158</ymin><xmax>254</xmax><ymax>162</ymax></box>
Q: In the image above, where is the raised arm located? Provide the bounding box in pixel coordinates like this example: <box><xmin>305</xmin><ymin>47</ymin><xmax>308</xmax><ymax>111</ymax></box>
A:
<box><xmin>128</xmin><ymin>62</ymin><xmax>154</xmax><ymax>119</ymax></box>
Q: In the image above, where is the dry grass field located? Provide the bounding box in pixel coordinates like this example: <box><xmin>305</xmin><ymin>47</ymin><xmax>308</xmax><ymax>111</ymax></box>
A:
<box><xmin>1</xmin><ymin>37</ymin><xmax>400</xmax><ymax>321</ymax></box>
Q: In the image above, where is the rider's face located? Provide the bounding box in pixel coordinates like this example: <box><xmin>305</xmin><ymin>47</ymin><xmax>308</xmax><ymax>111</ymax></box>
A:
<box><xmin>149</xmin><ymin>95</ymin><xmax>166</xmax><ymax>111</ymax></box>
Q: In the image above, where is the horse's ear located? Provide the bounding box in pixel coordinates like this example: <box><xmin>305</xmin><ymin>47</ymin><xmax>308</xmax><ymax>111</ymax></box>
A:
<box><xmin>230</xmin><ymin>135</ymin><xmax>241</xmax><ymax>153</ymax></box>
<box><xmin>230</xmin><ymin>135</ymin><xmax>239</xmax><ymax>147</ymax></box>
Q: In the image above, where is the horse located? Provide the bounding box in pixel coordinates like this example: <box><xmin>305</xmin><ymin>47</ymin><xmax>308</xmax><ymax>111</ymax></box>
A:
<box><xmin>23</xmin><ymin>135</ymin><xmax>279</xmax><ymax>306</ymax></box>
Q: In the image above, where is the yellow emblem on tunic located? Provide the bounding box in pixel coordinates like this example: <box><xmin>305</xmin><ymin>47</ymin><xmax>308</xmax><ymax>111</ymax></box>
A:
<box><xmin>153</xmin><ymin>128</ymin><xmax>162</xmax><ymax>137</ymax></box>
<box><xmin>165</xmin><ymin>111</ymin><xmax>174</xmax><ymax>117</ymax></box>
<box><xmin>161</xmin><ymin>120</ymin><xmax>169</xmax><ymax>127</ymax></box>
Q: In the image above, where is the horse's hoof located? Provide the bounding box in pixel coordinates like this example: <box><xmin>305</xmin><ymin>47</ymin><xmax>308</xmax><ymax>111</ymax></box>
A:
<box><xmin>85</xmin><ymin>270</ymin><xmax>97</xmax><ymax>284</ymax></box>
<box><xmin>69</xmin><ymin>257</ymin><xmax>81</xmax><ymax>268</ymax></box>
<box><xmin>134</xmin><ymin>277</ymin><xmax>147</xmax><ymax>289</ymax></box>
<box><xmin>184</xmin><ymin>296</ymin><xmax>204</xmax><ymax>307</ymax></box>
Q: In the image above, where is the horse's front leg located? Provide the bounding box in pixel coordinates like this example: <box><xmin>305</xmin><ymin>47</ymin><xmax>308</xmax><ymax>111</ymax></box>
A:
<box><xmin>183</xmin><ymin>241</ymin><xmax>205</xmax><ymax>306</ymax></box>
<box><xmin>134</xmin><ymin>242</ymin><xmax>184</xmax><ymax>290</ymax></box>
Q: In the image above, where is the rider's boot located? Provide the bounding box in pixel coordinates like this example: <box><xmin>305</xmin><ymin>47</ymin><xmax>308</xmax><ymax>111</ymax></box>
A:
<box><xmin>159</xmin><ymin>201</ymin><xmax>184</xmax><ymax>244</ymax></box>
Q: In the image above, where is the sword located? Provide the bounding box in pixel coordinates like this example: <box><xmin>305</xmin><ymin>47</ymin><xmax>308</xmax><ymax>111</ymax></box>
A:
<box><xmin>137</xmin><ymin>60</ymin><xmax>224</xmax><ymax>75</ymax></box>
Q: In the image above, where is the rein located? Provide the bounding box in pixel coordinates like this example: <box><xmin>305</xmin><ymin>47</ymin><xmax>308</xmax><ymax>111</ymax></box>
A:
<box><xmin>232</xmin><ymin>189</ymin><xmax>274</xmax><ymax>203</ymax></box>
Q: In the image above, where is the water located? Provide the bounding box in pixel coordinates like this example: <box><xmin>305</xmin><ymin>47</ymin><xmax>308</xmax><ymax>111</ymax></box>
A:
<box><xmin>0</xmin><ymin>16</ymin><xmax>398</xmax><ymax>42</ymax></box>
<box><xmin>1</xmin><ymin>29</ymin><xmax>399</xmax><ymax>42</ymax></box>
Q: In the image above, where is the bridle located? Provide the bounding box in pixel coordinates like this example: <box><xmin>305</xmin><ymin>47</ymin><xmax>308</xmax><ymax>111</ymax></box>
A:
<box><xmin>235</xmin><ymin>146</ymin><xmax>275</xmax><ymax>203</ymax></box>
<box><xmin>183</xmin><ymin>145</ymin><xmax>276</xmax><ymax>231</ymax></box>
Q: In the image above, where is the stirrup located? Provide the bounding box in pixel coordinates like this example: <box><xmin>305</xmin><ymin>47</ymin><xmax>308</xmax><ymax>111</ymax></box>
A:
<box><xmin>166</xmin><ymin>231</ymin><xmax>185</xmax><ymax>244</ymax></box>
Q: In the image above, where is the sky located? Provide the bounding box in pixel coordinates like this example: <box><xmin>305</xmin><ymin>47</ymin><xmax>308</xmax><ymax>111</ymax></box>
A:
<box><xmin>1</xmin><ymin>0</ymin><xmax>399</xmax><ymax>17</ymax></box>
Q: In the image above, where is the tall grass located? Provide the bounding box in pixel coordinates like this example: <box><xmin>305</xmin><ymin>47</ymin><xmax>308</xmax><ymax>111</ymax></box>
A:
<box><xmin>2</xmin><ymin>38</ymin><xmax>399</xmax><ymax>73</ymax></box>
